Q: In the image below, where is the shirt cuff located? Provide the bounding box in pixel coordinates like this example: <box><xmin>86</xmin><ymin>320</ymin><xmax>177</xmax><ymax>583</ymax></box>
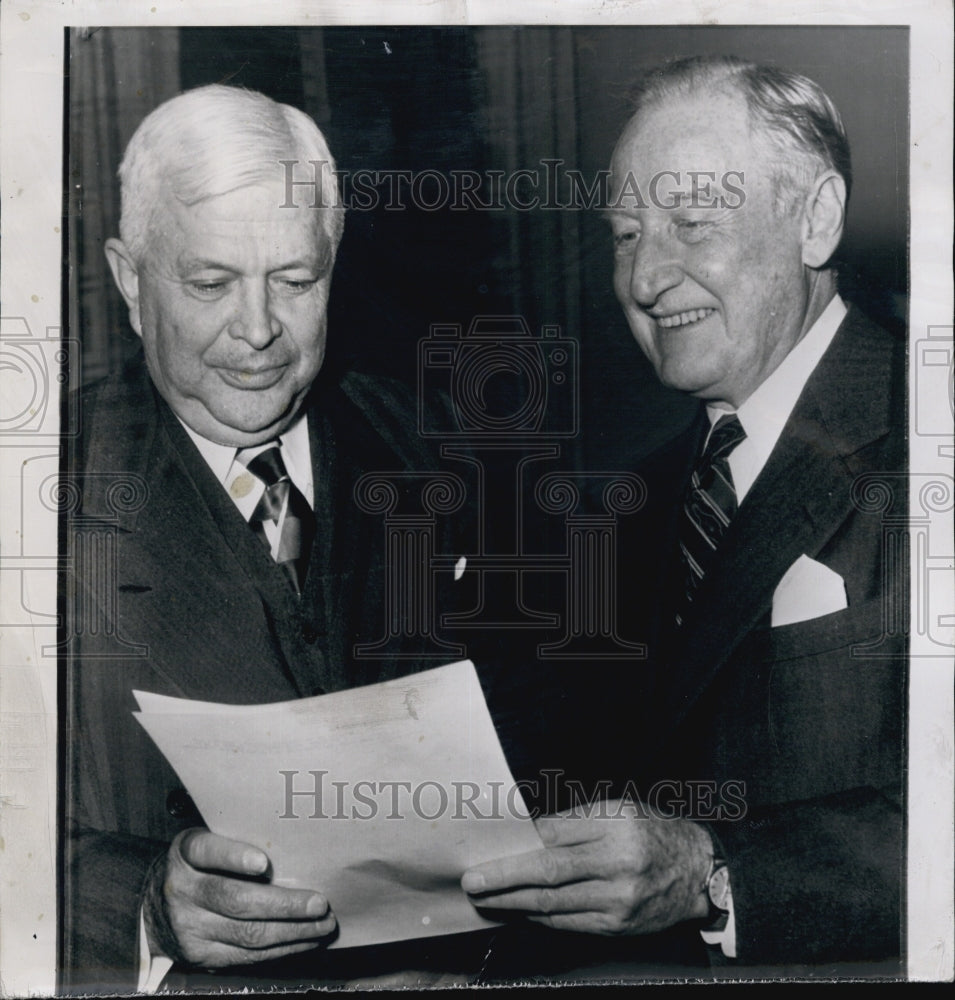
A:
<box><xmin>700</xmin><ymin>890</ymin><xmax>737</xmax><ymax>958</ymax></box>
<box><xmin>137</xmin><ymin>906</ymin><xmax>175</xmax><ymax>993</ymax></box>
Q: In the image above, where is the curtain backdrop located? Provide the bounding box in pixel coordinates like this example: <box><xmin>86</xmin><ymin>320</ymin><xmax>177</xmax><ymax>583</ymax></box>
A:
<box><xmin>68</xmin><ymin>27</ymin><xmax>182</xmax><ymax>384</ymax></box>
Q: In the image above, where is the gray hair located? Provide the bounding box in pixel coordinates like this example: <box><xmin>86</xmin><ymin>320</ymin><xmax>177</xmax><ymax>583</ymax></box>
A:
<box><xmin>118</xmin><ymin>84</ymin><xmax>345</xmax><ymax>262</ymax></box>
<box><xmin>626</xmin><ymin>55</ymin><xmax>852</xmax><ymax>213</ymax></box>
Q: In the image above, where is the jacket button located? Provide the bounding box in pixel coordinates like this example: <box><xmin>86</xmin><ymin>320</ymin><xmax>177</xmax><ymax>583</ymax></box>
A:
<box><xmin>166</xmin><ymin>788</ymin><xmax>197</xmax><ymax>819</ymax></box>
<box><xmin>302</xmin><ymin>624</ymin><xmax>318</xmax><ymax>644</ymax></box>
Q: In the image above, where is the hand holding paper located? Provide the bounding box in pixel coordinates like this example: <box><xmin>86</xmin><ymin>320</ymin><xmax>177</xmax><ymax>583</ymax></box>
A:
<box><xmin>462</xmin><ymin>801</ymin><xmax>711</xmax><ymax>935</ymax></box>
<box><xmin>143</xmin><ymin>828</ymin><xmax>336</xmax><ymax>968</ymax></box>
<box><xmin>134</xmin><ymin>661</ymin><xmax>542</xmax><ymax>954</ymax></box>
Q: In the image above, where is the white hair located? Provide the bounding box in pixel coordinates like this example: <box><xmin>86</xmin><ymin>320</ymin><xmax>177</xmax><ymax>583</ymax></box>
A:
<box><xmin>118</xmin><ymin>84</ymin><xmax>344</xmax><ymax>262</ymax></box>
<box><xmin>626</xmin><ymin>56</ymin><xmax>852</xmax><ymax>215</ymax></box>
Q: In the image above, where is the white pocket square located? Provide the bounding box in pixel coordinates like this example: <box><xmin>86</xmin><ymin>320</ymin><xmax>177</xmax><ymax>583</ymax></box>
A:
<box><xmin>771</xmin><ymin>554</ymin><xmax>847</xmax><ymax>627</ymax></box>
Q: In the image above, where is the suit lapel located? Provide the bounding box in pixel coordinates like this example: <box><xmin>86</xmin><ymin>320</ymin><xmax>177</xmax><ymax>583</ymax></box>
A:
<box><xmin>654</xmin><ymin>307</ymin><xmax>898</xmax><ymax>729</ymax></box>
<box><xmin>659</xmin><ymin>399</ymin><xmax>857</xmax><ymax>727</ymax></box>
<box><xmin>81</xmin><ymin>358</ymin><xmax>312</xmax><ymax>701</ymax></box>
<box><xmin>156</xmin><ymin>400</ymin><xmax>284</xmax><ymax>590</ymax></box>
<box><xmin>155</xmin><ymin>401</ymin><xmax>318</xmax><ymax>699</ymax></box>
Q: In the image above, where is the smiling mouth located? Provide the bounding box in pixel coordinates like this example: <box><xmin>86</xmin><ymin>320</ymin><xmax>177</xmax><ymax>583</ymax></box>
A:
<box><xmin>217</xmin><ymin>365</ymin><xmax>288</xmax><ymax>390</ymax></box>
<box><xmin>654</xmin><ymin>308</ymin><xmax>716</xmax><ymax>329</ymax></box>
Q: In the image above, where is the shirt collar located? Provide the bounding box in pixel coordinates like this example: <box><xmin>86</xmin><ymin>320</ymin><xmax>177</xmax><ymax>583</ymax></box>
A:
<box><xmin>178</xmin><ymin>409</ymin><xmax>312</xmax><ymax>502</ymax></box>
<box><xmin>179</xmin><ymin>422</ymin><xmax>236</xmax><ymax>485</ymax></box>
<box><xmin>703</xmin><ymin>295</ymin><xmax>847</xmax><ymax>503</ymax></box>
<box><xmin>706</xmin><ymin>294</ymin><xmax>847</xmax><ymax>445</ymax></box>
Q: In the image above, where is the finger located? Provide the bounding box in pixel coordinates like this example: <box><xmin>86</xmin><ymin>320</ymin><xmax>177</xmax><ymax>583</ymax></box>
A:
<box><xmin>461</xmin><ymin>844</ymin><xmax>589</xmax><ymax>895</ymax></box>
<box><xmin>190</xmin><ymin>910</ymin><xmax>338</xmax><ymax>952</ymax></box>
<box><xmin>535</xmin><ymin>812</ymin><xmax>605</xmax><ymax>848</ymax></box>
<box><xmin>527</xmin><ymin>911</ymin><xmax>617</xmax><ymax>935</ymax></box>
<box><xmin>536</xmin><ymin>800</ymin><xmax>644</xmax><ymax>846</ymax></box>
<box><xmin>467</xmin><ymin>879</ymin><xmax>611</xmax><ymax>916</ymax></box>
<box><xmin>188</xmin><ymin>874</ymin><xmax>329</xmax><ymax>922</ymax></box>
<box><xmin>177</xmin><ymin>829</ymin><xmax>269</xmax><ymax>877</ymax></box>
<box><xmin>188</xmin><ymin>938</ymin><xmax>328</xmax><ymax>969</ymax></box>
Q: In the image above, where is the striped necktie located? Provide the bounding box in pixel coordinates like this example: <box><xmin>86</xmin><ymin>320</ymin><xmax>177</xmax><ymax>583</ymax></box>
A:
<box><xmin>676</xmin><ymin>413</ymin><xmax>746</xmax><ymax>625</ymax></box>
<box><xmin>240</xmin><ymin>442</ymin><xmax>315</xmax><ymax>596</ymax></box>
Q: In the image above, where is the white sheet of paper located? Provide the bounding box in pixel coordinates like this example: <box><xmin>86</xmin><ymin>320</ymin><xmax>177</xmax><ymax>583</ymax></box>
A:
<box><xmin>133</xmin><ymin>660</ymin><xmax>542</xmax><ymax>949</ymax></box>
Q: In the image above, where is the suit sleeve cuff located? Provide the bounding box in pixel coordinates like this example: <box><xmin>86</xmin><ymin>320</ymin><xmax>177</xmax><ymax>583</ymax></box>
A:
<box><xmin>700</xmin><ymin>890</ymin><xmax>737</xmax><ymax>958</ymax></box>
<box><xmin>138</xmin><ymin>906</ymin><xmax>174</xmax><ymax>993</ymax></box>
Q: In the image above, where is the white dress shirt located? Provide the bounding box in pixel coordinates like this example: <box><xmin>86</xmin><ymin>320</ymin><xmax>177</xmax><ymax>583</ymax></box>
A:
<box><xmin>181</xmin><ymin>411</ymin><xmax>314</xmax><ymax>524</ymax></box>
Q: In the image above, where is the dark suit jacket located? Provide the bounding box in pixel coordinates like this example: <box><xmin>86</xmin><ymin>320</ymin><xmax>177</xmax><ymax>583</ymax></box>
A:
<box><xmin>625</xmin><ymin>306</ymin><xmax>906</xmax><ymax>970</ymax></box>
<box><xmin>478</xmin><ymin>306</ymin><xmax>906</xmax><ymax>984</ymax></box>
<box><xmin>61</xmin><ymin>354</ymin><xmax>501</xmax><ymax>992</ymax></box>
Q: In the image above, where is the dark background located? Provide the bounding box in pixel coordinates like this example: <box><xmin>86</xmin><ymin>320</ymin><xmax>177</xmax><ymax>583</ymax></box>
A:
<box><xmin>68</xmin><ymin>25</ymin><xmax>908</xmax><ymax>472</ymax></box>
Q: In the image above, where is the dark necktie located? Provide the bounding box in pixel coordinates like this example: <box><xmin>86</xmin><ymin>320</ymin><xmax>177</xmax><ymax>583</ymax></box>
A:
<box><xmin>675</xmin><ymin>413</ymin><xmax>747</xmax><ymax>625</ymax></box>
<box><xmin>240</xmin><ymin>443</ymin><xmax>315</xmax><ymax>596</ymax></box>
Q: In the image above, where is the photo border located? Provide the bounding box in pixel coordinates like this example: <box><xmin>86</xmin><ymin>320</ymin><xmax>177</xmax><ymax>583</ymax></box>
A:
<box><xmin>1</xmin><ymin>1</ymin><xmax>951</xmax><ymax>993</ymax></box>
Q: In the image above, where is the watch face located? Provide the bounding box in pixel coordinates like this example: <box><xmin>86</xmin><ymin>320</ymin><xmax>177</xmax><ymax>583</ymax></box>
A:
<box><xmin>708</xmin><ymin>864</ymin><xmax>732</xmax><ymax>911</ymax></box>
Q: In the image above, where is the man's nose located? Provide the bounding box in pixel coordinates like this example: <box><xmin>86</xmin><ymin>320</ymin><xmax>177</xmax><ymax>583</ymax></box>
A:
<box><xmin>229</xmin><ymin>281</ymin><xmax>282</xmax><ymax>348</ymax></box>
<box><xmin>626</xmin><ymin>232</ymin><xmax>683</xmax><ymax>307</ymax></box>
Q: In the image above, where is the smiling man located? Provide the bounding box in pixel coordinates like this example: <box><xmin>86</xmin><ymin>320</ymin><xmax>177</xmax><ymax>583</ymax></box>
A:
<box><xmin>64</xmin><ymin>85</ymin><xmax>480</xmax><ymax>992</ymax></box>
<box><xmin>464</xmin><ymin>56</ymin><xmax>906</xmax><ymax>975</ymax></box>
<box><xmin>607</xmin><ymin>86</ymin><xmax>836</xmax><ymax>409</ymax></box>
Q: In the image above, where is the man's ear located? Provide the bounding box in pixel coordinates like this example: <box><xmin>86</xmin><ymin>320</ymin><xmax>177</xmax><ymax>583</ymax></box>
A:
<box><xmin>104</xmin><ymin>238</ymin><xmax>143</xmax><ymax>337</ymax></box>
<box><xmin>800</xmin><ymin>171</ymin><xmax>847</xmax><ymax>269</ymax></box>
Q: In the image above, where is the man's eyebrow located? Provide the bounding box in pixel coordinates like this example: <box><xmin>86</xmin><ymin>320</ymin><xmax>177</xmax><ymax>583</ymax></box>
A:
<box><xmin>600</xmin><ymin>208</ymin><xmax>641</xmax><ymax>225</ymax></box>
<box><xmin>175</xmin><ymin>252</ymin><xmax>333</xmax><ymax>275</ymax></box>
<box><xmin>176</xmin><ymin>256</ymin><xmax>237</xmax><ymax>275</ymax></box>
<box><xmin>272</xmin><ymin>252</ymin><xmax>333</xmax><ymax>274</ymax></box>
<box><xmin>671</xmin><ymin>191</ymin><xmax>726</xmax><ymax>206</ymax></box>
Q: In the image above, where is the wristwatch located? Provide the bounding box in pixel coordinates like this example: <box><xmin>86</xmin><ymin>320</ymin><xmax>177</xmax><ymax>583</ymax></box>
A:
<box><xmin>703</xmin><ymin>855</ymin><xmax>732</xmax><ymax>931</ymax></box>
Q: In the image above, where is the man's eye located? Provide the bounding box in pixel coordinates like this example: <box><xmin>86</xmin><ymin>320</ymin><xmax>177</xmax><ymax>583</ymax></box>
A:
<box><xmin>613</xmin><ymin>231</ymin><xmax>638</xmax><ymax>252</ymax></box>
<box><xmin>273</xmin><ymin>277</ymin><xmax>319</xmax><ymax>295</ymax></box>
<box><xmin>675</xmin><ymin>219</ymin><xmax>712</xmax><ymax>241</ymax></box>
<box><xmin>189</xmin><ymin>281</ymin><xmax>230</xmax><ymax>298</ymax></box>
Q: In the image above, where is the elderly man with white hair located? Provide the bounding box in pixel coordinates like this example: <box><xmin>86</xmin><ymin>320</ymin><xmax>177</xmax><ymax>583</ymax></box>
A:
<box><xmin>464</xmin><ymin>56</ymin><xmax>905</xmax><ymax>977</ymax></box>
<box><xmin>63</xmin><ymin>84</ymin><xmax>485</xmax><ymax>992</ymax></box>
